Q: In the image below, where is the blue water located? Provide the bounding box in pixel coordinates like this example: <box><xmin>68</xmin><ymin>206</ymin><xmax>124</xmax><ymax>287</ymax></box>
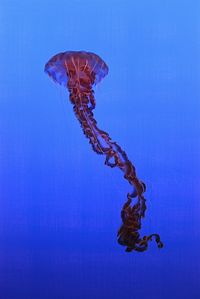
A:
<box><xmin>0</xmin><ymin>0</ymin><xmax>199</xmax><ymax>298</ymax></box>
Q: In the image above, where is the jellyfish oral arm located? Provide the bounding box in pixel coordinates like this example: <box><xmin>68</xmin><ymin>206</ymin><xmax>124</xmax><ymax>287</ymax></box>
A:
<box><xmin>70</xmin><ymin>89</ymin><xmax>141</xmax><ymax>192</ymax></box>
<box><xmin>69</xmin><ymin>87</ymin><xmax>163</xmax><ymax>252</ymax></box>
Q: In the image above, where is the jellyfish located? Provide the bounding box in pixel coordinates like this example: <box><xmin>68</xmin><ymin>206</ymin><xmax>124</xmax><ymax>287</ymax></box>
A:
<box><xmin>44</xmin><ymin>51</ymin><xmax>163</xmax><ymax>252</ymax></box>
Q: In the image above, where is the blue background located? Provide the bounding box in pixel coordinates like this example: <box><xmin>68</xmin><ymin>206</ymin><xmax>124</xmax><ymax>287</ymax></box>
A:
<box><xmin>0</xmin><ymin>0</ymin><xmax>200</xmax><ymax>298</ymax></box>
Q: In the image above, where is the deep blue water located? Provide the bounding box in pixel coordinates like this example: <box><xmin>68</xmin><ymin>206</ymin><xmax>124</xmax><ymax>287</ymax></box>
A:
<box><xmin>0</xmin><ymin>0</ymin><xmax>200</xmax><ymax>298</ymax></box>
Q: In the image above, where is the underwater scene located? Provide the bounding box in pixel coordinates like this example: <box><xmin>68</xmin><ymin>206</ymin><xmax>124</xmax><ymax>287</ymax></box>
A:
<box><xmin>0</xmin><ymin>1</ymin><xmax>199</xmax><ymax>298</ymax></box>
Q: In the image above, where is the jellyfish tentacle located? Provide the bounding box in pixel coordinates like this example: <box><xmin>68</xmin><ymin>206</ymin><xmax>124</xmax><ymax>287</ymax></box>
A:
<box><xmin>88</xmin><ymin>90</ymin><xmax>96</xmax><ymax>110</ymax></box>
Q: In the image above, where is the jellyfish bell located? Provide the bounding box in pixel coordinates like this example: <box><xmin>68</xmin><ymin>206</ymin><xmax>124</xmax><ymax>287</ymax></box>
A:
<box><xmin>44</xmin><ymin>51</ymin><xmax>109</xmax><ymax>89</ymax></box>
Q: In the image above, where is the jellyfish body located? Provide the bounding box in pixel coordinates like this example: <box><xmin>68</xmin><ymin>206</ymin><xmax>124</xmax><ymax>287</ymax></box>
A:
<box><xmin>45</xmin><ymin>51</ymin><xmax>163</xmax><ymax>252</ymax></box>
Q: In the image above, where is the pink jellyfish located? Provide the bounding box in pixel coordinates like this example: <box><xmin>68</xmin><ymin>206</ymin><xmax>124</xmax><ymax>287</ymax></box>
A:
<box><xmin>45</xmin><ymin>51</ymin><xmax>163</xmax><ymax>252</ymax></box>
